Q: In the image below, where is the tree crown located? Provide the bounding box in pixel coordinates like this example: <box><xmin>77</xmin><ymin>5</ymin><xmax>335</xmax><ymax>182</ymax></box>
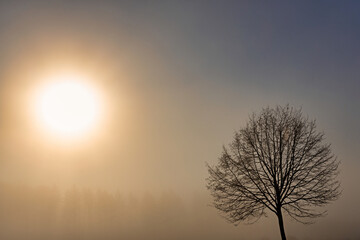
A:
<box><xmin>207</xmin><ymin>105</ymin><xmax>340</xmax><ymax>224</ymax></box>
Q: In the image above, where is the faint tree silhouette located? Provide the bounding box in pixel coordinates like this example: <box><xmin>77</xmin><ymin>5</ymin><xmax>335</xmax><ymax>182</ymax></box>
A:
<box><xmin>207</xmin><ymin>105</ymin><xmax>340</xmax><ymax>240</ymax></box>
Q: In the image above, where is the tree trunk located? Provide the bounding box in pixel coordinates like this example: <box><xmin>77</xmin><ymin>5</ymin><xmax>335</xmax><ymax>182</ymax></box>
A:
<box><xmin>277</xmin><ymin>207</ymin><xmax>287</xmax><ymax>240</ymax></box>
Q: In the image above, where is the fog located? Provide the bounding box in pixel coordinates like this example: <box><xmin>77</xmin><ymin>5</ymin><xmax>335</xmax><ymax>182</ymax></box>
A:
<box><xmin>0</xmin><ymin>182</ymin><xmax>356</xmax><ymax>240</ymax></box>
<box><xmin>0</xmin><ymin>1</ymin><xmax>359</xmax><ymax>239</ymax></box>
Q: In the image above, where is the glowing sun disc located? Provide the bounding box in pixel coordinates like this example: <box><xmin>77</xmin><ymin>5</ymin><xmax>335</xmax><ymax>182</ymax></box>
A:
<box><xmin>35</xmin><ymin>73</ymin><xmax>102</xmax><ymax>138</ymax></box>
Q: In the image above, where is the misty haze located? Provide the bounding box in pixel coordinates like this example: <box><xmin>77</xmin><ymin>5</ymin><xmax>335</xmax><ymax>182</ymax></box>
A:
<box><xmin>0</xmin><ymin>1</ymin><xmax>359</xmax><ymax>240</ymax></box>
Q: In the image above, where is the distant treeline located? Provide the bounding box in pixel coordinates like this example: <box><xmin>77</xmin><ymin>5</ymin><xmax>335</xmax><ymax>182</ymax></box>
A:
<box><xmin>0</xmin><ymin>183</ymin><xmax>343</xmax><ymax>240</ymax></box>
<box><xmin>0</xmin><ymin>182</ymin><xmax>216</xmax><ymax>240</ymax></box>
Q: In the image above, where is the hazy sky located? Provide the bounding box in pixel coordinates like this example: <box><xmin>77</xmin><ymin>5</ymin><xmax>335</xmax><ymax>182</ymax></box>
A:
<box><xmin>0</xmin><ymin>1</ymin><xmax>359</xmax><ymax>239</ymax></box>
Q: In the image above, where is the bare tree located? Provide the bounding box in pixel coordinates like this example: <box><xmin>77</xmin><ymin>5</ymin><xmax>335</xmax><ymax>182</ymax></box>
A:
<box><xmin>207</xmin><ymin>105</ymin><xmax>340</xmax><ymax>240</ymax></box>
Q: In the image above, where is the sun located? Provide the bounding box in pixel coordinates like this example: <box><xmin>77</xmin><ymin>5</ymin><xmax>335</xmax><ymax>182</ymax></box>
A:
<box><xmin>34</xmin><ymin>72</ymin><xmax>102</xmax><ymax>139</ymax></box>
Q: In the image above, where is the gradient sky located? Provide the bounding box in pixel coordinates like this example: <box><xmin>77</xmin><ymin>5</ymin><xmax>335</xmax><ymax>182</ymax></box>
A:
<box><xmin>0</xmin><ymin>1</ymin><xmax>359</xmax><ymax>239</ymax></box>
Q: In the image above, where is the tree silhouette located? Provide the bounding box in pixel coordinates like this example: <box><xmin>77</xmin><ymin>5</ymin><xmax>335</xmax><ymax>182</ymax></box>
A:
<box><xmin>207</xmin><ymin>105</ymin><xmax>340</xmax><ymax>240</ymax></box>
